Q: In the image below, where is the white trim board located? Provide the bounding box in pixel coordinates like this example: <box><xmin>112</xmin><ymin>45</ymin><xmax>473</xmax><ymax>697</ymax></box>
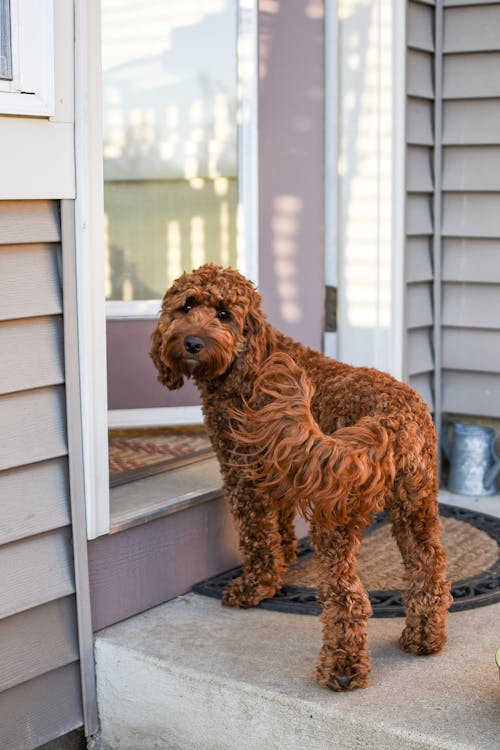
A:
<box><xmin>237</xmin><ymin>0</ymin><xmax>259</xmax><ymax>284</ymax></box>
<box><xmin>74</xmin><ymin>0</ymin><xmax>110</xmax><ymax>539</ymax></box>
<box><xmin>391</xmin><ymin>0</ymin><xmax>406</xmax><ymax>381</ymax></box>
<box><xmin>109</xmin><ymin>407</ymin><xmax>204</xmax><ymax>430</ymax></box>
<box><xmin>106</xmin><ymin>300</ymin><xmax>161</xmax><ymax>319</ymax></box>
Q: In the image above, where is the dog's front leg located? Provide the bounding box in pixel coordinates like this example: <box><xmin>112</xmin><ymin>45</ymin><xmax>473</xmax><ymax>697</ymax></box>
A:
<box><xmin>310</xmin><ymin>523</ymin><xmax>372</xmax><ymax>691</ymax></box>
<box><xmin>222</xmin><ymin>479</ymin><xmax>289</xmax><ymax>608</ymax></box>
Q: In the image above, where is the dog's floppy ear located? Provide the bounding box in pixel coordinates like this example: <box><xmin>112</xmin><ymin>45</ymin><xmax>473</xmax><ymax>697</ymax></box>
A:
<box><xmin>150</xmin><ymin>323</ymin><xmax>184</xmax><ymax>390</ymax></box>
<box><xmin>244</xmin><ymin>306</ymin><xmax>270</xmax><ymax>373</ymax></box>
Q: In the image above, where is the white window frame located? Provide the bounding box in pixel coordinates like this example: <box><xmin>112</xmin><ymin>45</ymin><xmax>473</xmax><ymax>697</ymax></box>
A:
<box><xmin>75</xmin><ymin>0</ymin><xmax>259</xmax><ymax>538</ymax></box>
<box><xmin>0</xmin><ymin>0</ymin><xmax>54</xmax><ymax>116</ymax></box>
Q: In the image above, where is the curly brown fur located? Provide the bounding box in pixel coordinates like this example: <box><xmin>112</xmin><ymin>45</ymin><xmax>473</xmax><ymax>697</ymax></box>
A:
<box><xmin>151</xmin><ymin>263</ymin><xmax>452</xmax><ymax>691</ymax></box>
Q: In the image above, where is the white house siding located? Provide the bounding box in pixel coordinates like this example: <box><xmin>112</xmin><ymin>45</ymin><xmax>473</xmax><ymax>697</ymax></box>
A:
<box><xmin>0</xmin><ymin>202</ymin><xmax>78</xmax><ymax>747</ymax></box>
<box><xmin>405</xmin><ymin>0</ymin><xmax>500</xmax><ymax>422</ymax></box>
<box><xmin>0</xmin><ymin>201</ymin><xmax>95</xmax><ymax>750</ymax></box>
<box><xmin>0</xmin><ymin>6</ymin><xmax>96</xmax><ymax>748</ymax></box>
<box><xmin>441</xmin><ymin>0</ymin><xmax>500</xmax><ymax>418</ymax></box>
<box><xmin>405</xmin><ymin>0</ymin><xmax>436</xmax><ymax>409</ymax></box>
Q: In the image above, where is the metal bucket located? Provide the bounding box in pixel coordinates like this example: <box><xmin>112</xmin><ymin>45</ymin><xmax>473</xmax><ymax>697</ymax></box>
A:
<box><xmin>442</xmin><ymin>421</ymin><xmax>500</xmax><ymax>496</ymax></box>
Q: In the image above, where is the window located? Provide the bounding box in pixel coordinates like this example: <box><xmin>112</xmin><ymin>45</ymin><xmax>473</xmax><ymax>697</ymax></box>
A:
<box><xmin>0</xmin><ymin>1</ymin><xmax>12</xmax><ymax>80</ymax></box>
<box><xmin>0</xmin><ymin>0</ymin><xmax>54</xmax><ymax>116</ymax></box>
<box><xmin>102</xmin><ymin>0</ymin><xmax>252</xmax><ymax>320</ymax></box>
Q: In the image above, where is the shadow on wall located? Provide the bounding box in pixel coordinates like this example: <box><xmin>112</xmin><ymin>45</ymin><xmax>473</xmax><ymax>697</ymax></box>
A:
<box><xmin>258</xmin><ymin>0</ymin><xmax>325</xmax><ymax>349</ymax></box>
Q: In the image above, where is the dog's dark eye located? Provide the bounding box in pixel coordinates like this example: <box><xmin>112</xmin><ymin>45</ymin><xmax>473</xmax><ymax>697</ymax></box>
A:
<box><xmin>216</xmin><ymin>310</ymin><xmax>231</xmax><ymax>322</ymax></box>
<box><xmin>182</xmin><ymin>298</ymin><xmax>196</xmax><ymax>313</ymax></box>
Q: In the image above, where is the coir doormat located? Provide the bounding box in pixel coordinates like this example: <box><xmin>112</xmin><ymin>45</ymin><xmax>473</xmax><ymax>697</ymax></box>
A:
<box><xmin>193</xmin><ymin>504</ymin><xmax>500</xmax><ymax>617</ymax></box>
<box><xmin>108</xmin><ymin>427</ymin><xmax>214</xmax><ymax>488</ymax></box>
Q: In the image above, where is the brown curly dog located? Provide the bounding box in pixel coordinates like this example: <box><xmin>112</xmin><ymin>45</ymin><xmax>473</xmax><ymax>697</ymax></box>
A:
<box><xmin>151</xmin><ymin>263</ymin><xmax>451</xmax><ymax>691</ymax></box>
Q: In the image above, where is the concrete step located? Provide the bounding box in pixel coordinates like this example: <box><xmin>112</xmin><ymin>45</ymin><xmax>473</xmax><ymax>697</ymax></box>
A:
<box><xmin>95</xmin><ymin>593</ymin><xmax>500</xmax><ymax>750</ymax></box>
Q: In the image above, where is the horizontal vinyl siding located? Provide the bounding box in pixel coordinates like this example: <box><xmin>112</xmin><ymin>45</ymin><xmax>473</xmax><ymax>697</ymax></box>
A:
<box><xmin>443</xmin><ymin>328</ymin><xmax>500</xmax><ymax>372</ymax></box>
<box><xmin>407</xmin><ymin>146</ymin><xmax>433</xmax><ymax>192</ymax></box>
<box><xmin>442</xmin><ymin>371</ymin><xmax>500</xmax><ymax>417</ymax></box>
<box><xmin>407</xmin><ymin>283</ymin><xmax>434</xmax><ymax>328</ymax></box>
<box><xmin>405</xmin><ymin>238</ymin><xmax>433</xmax><ymax>283</ymax></box>
<box><xmin>0</xmin><ymin>200</ymin><xmax>83</xmax><ymax>748</ymax></box>
<box><xmin>440</xmin><ymin>2</ymin><xmax>500</xmax><ymax>421</ymax></box>
<box><xmin>409</xmin><ymin>372</ymin><xmax>434</xmax><ymax>407</ymax></box>
<box><xmin>406</xmin><ymin>194</ymin><xmax>433</xmax><ymax>235</ymax></box>
<box><xmin>408</xmin><ymin>328</ymin><xmax>434</xmax><ymax>375</ymax></box>
<box><xmin>443</xmin><ymin>146</ymin><xmax>500</xmax><ymax>190</ymax></box>
<box><xmin>442</xmin><ymin>193</ymin><xmax>500</xmax><ymax>236</ymax></box>
<box><xmin>0</xmin><ymin>316</ymin><xmax>64</xmax><ymax>394</ymax></box>
<box><xmin>444</xmin><ymin>53</ymin><xmax>500</xmax><ymax>98</ymax></box>
<box><xmin>0</xmin><ymin>386</ymin><xmax>67</xmax><ymax>471</ymax></box>
<box><xmin>444</xmin><ymin>0</ymin><xmax>500</xmax><ymax>6</ymax></box>
<box><xmin>443</xmin><ymin>99</ymin><xmax>500</xmax><ymax>143</ymax></box>
<box><xmin>444</xmin><ymin>4</ymin><xmax>500</xmax><ymax>52</ymax></box>
<box><xmin>407</xmin><ymin>49</ymin><xmax>434</xmax><ymax>99</ymax></box>
<box><xmin>0</xmin><ymin>597</ymin><xmax>79</xmax><ymax>692</ymax></box>
<box><xmin>0</xmin><ymin>664</ymin><xmax>83</xmax><ymax>750</ymax></box>
<box><xmin>408</xmin><ymin>1</ymin><xmax>434</xmax><ymax>52</ymax></box>
<box><xmin>0</xmin><ymin>528</ymin><xmax>74</xmax><ymax>620</ymax></box>
<box><xmin>0</xmin><ymin>458</ymin><xmax>70</xmax><ymax>546</ymax></box>
<box><xmin>405</xmin><ymin>1</ymin><xmax>436</xmax><ymax>409</ymax></box>
<box><xmin>407</xmin><ymin>97</ymin><xmax>434</xmax><ymax>145</ymax></box>
<box><xmin>443</xmin><ymin>238</ymin><xmax>500</xmax><ymax>282</ymax></box>
<box><xmin>0</xmin><ymin>244</ymin><xmax>62</xmax><ymax>321</ymax></box>
<box><xmin>442</xmin><ymin>283</ymin><xmax>500</xmax><ymax>329</ymax></box>
<box><xmin>0</xmin><ymin>201</ymin><xmax>60</xmax><ymax>245</ymax></box>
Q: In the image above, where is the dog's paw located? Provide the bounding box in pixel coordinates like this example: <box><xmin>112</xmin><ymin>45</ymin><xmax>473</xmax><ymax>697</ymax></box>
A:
<box><xmin>221</xmin><ymin>576</ymin><xmax>277</xmax><ymax>609</ymax></box>
<box><xmin>314</xmin><ymin>646</ymin><xmax>371</xmax><ymax>691</ymax></box>
<box><xmin>315</xmin><ymin>665</ymin><xmax>370</xmax><ymax>692</ymax></box>
<box><xmin>399</xmin><ymin>621</ymin><xmax>447</xmax><ymax>655</ymax></box>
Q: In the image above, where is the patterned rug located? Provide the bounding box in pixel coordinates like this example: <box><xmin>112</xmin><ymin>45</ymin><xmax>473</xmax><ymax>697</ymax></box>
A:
<box><xmin>108</xmin><ymin>427</ymin><xmax>214</xmax><ymax>487</ymax></box>
<box><xmin>193</xmin><ymin>505</ymin><xmax>500</xmax><ymax>616</ymax></box>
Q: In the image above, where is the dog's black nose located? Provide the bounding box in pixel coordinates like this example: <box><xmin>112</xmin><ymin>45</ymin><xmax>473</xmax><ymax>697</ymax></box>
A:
<box><xmin>184</xmin><ymin>336</ymin><xmax>205</xmax><ymax>355</ymax></box>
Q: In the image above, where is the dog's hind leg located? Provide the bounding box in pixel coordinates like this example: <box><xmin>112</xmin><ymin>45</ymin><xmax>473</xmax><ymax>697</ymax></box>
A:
<box><xmin>310</xmin><ymin>522</ymin><xmax>372</xmax><ymax>691</ymax></box>
<box><xmin>278</xmin><ymin>501</ymin><xmax>298</xmax><ymax>565</ymax></box>
<box><xmin>389</xmin><ymin>476</ymin><xmax>452</xmax><ymax>656</ymax></box>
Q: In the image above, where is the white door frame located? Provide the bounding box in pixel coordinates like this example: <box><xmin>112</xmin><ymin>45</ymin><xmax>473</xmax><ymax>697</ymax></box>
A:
<box><xmin>74</xmin><ymin>0</ymin><xmax>109</xmax><ymax>539</ymax></box>
<box><xmin>327</xmin><ymin>0</ymin><xmax>405</xmax><ymax>379</ymax></box>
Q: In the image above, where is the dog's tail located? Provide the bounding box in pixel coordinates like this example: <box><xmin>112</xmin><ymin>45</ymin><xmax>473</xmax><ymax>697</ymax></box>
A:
<box><xmin>230</xmin><ymin>353</ymin><xmax>397</xmax><ymax>528</ymax></box>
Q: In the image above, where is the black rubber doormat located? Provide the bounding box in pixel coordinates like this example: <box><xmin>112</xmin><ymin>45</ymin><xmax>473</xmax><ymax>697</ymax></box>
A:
<box><xmin>193</xmin><ymin>505</ymin><xmax>500</xmax><ymax>617</ymax></box>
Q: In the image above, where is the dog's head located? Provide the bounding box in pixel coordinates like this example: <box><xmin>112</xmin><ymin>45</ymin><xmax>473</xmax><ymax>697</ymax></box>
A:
<box><xmin>150</xmin><ymin>264</ymin><xmax>268</xmax><ymax>390</ymax></box>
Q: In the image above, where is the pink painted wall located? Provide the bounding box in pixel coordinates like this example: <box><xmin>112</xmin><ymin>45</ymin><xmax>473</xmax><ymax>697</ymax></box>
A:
<box><xmin>106</xmin><ymin>319</ymin><xmax>200</xmax><ymax>410</ymax></box>
<box><xmin>258</xmin><ymin>0</ymin><xmax>324</xmax><ymax>351</ymax></box>
<box><xmin>107</xmin><ymin>2</ymin><xmax>324</xmax><ymax>409</ymax></box>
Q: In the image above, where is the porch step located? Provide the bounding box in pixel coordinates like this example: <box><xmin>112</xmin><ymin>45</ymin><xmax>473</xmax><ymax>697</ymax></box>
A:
<box><xmin>95</xmin><ymin>593</ymin><xmax>500</xmax><ymax>750</ymax></box>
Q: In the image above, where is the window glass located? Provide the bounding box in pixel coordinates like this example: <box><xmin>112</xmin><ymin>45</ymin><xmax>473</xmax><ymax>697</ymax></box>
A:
<box><xmin>102</xmin><ymin>1</ymin><xmax>238</xmax><ymax>302</ymax></box>
<box><xmin>0</xmin><ymin>0</ymin><xmax>12</xmax><ymax>80</ymax></box>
